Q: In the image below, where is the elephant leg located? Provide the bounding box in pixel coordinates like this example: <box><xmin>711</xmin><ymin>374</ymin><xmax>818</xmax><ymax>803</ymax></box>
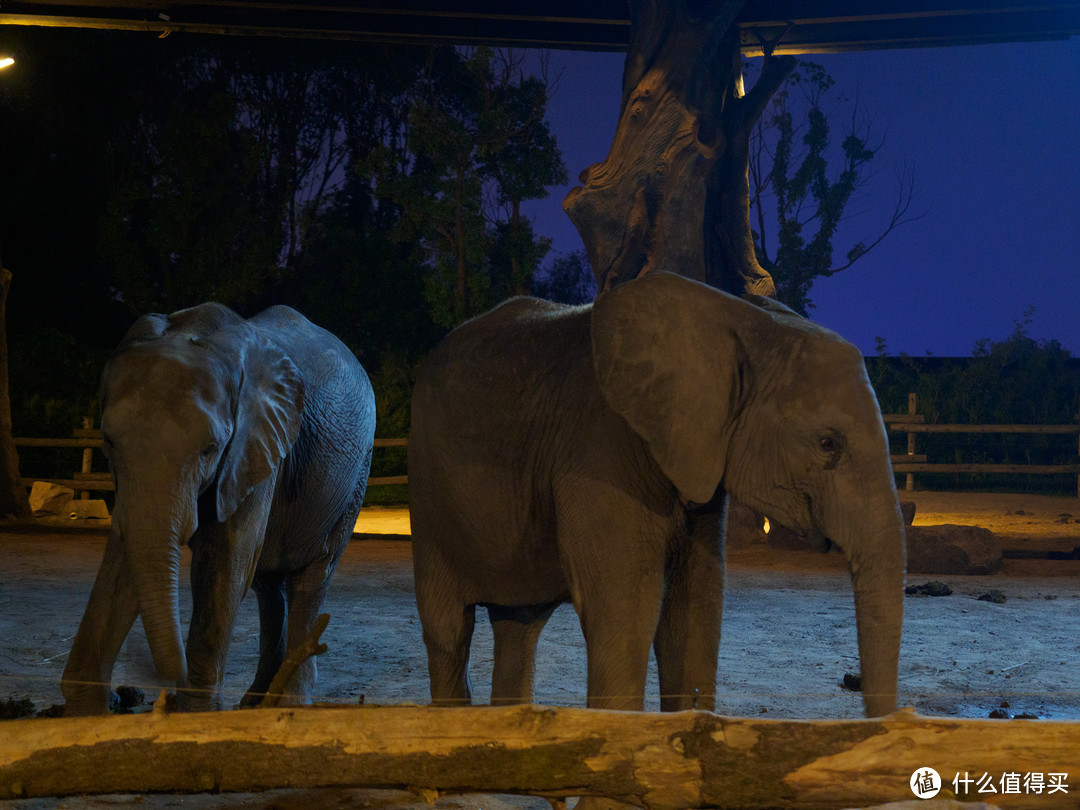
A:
<box><xmin>488</xmin><ymin>602</ymin><xmax>558</xmax><ymax>705</ymax></box>
<box><xmin>278</xmin><ymin>561</ymin><xmax>335</xmax><ymax>704</ymax></box>
<box><xmin>242</xmin><ymin>573</ymin><xmax>287</xmax><ymax>707</ymax></box>
<box><xmin>420</xmin><ymin>599</ymin><xmax>476</xmax><ymax>706</ymax></box>
<box><xmin>557</xmin><ymin>484</ymin><xmax>669</xmax><ymax>711</ymax></box>
<box><xmin>415</xmin><ymin>545</ymin><xmax>477</xmax><ymax>706</ymax></box>
<box><xmin>183</xmin><ymin>526</ymin><xmax>260</xmax><ymax>712</ymax></box>
<box><xmin>578</xmin><ymin>600</ymin><xmax>659</xmax><ymax>711</ymax></box>
<box><xmin>183</xmin><ymin>478</ymin><xmax>274</xmax><ymax>711</ymax></box>
<box><xmin>576</xmin><ymin>572</ymin><xmax>662</xmax><ymax>810</ymax></box>
<box><xmin>62</xmin><ymin>530</ymin><xmax>139</xmax><ymax>715</ymax></box>
<box><xmin>275</xmin><ymin>497</ymin><xmax>361</xmax><ymax>705</ymax></box>
<box><xmin>654</xmin><ymin>508</ymin><xmax>724</xmax><ymax>712</ymax></box>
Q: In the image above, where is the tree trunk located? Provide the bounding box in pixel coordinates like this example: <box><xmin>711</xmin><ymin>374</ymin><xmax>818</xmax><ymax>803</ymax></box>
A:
<box><xmin>2</xmin><ymin>705</ymin><xmax>1076</xmax><ymax>807</ymax></box>
<box><xmin>562</xmin><ymin>0</ymin><xmax>795</xmax><ymax>297</ymax></box>
<box><xmin>455</xmin><ymin>163</ymin><xmax>467</xmax><ymax>320</ymax></box>
<box><xmin>511</xmin><ymin>197</ymin><xmax>527</xmax><ymax>296</ymax></box>
<box><xmin>0</xmin><ymin>260</ymin><xmax>32</xmax><ymax>522</ymax></box>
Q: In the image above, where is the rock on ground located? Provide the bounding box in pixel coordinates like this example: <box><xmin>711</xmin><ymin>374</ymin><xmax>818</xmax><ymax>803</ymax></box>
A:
<box><xmin>27</xmin><ymin>481</ymin><xmax>75</xmax><ymax>516</ymax></box>
<box><xmin>906</xmin><ymin>524</ymin><xmax>1002</xmax><ymax>575</ymax></box>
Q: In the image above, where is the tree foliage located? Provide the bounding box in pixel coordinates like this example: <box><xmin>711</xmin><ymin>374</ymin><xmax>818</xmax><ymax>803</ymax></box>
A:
<box><xmin>404</xmin><ymin>48</ymin><xmax>565</xmax><ymax>326</ymax></box>
<box><xmin>866</xmin><ymin>313</ymin><xmax>1080</xmax><ymax>493</ymax></box>
<box><xmin>532</xmin><ymin>250</ymin><xmax>597</xmax><ymax>305</ymax></box>
<box><xmin>749</xmin><ymin>61</ymin><xmax>919</xmax><ymax>315</ymax></box>
<box><xmin>869</xmin><ymin>312</ymin><xmax>1079</xmax><ymax>428</ymax></box>
<box><xmin>0</xmin><ymin>30</ymin><xmax>564</xmax><ymax>458</ymax></box>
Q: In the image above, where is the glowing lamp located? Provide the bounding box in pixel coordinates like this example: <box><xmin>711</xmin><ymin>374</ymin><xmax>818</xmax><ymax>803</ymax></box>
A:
<box><xmin>0</xmin><ymin>57</ymin><xmax>14</xmax><ymax>70</ymax></box>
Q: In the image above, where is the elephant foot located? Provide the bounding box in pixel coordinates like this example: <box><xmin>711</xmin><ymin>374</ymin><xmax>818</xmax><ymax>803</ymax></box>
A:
<box><xmin>60</xmin><ymin>680</ymin><xmax>113</xmax><ymax>717</ymax></box>
<box><xmin>177</xmin><ymin>684</ymin><xmax>225</xmax><ymax>712</ymax></box>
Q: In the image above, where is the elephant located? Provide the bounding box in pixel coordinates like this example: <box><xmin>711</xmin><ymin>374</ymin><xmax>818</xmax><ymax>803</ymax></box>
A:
<box><xmin>61</xmin><ymin>303</ymin><xmax>376</xmax><ymax>714</ymax></box>
<box><xmin>408</xmin><ymin>271</ymin><xmax>905</xmax><ymax>717</ymax></box>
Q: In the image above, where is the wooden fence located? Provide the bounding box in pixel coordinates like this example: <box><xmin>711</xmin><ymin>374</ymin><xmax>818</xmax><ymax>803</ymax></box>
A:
<box><xmin>884</xmin><ymin>393</ymin><xmax>1080</xmax><ymax>495</ymax></box>
<box><xmin>17</xmin><ymin>396</ymin><xmax>1080</xmax><ymax>498</ymax></box>
<box><xmin>14</xmin><ymin>424</ymin><xmax>409</xmax><ymax>492</ymax></box>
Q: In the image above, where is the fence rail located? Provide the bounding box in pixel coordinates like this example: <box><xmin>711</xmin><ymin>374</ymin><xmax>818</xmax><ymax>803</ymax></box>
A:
<box><xmin>17</xmin><ymin>396</ymin><xmax>1080</xmax><ymax>497</ymax></box>
<box><xmin>883</xmin><ymin>393</ymin><xmax>1080</xmax><ymax>495</ymax></box>
<box><xmin>15</xmin><ymin>429</ymin><xmax>409</xmax><ymax>491</ymax></box>
<box><xmin>890</xmin><ymin>424</ymin><xmax>1080</xmax><ymax>435</ymax></box>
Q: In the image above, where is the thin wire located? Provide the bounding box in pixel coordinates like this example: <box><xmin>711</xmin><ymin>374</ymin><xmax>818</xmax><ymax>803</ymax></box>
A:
<box><xmin>3</xmin><ymin>672</ymin><xmax>1080</xmax><ymax>705</ymax></box>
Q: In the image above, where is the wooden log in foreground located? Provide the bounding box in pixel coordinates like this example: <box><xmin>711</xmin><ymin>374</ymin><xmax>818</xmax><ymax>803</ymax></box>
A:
<box><xmin>2</xmin><ymin>705</ymin><xmax>1077</xmax><ymax>808</ymax></box>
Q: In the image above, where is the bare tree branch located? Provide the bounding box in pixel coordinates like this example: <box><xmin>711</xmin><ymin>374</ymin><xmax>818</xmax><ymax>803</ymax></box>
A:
<box><xmin>737</xmin><ymin>29</ymin><xmax>796</xmax><ymax>130</ymax></box>
<box><xmin>826</xmin><ymin>164</ymin><xmax>926</xmax><ymax>276</ymax></box>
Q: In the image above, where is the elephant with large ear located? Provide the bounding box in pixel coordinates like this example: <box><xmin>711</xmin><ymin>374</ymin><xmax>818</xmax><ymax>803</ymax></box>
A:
<box><xmin>409</xmin><ymin>272</ymin><xmax>905</xmax><ymax>717</ymax></box>
<box><xmin>61</xmin><ymin>303</ymin><xmax>376</xmax><ymax>714</ymax></box>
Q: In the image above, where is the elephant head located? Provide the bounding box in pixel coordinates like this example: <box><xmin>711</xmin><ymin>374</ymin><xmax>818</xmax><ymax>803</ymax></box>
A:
<box><xmin>95</xmin><ymin>305</ymin><xmax>303</xmax><ymax>698</ymax></box>
<box><xmin>592</xmin><ymin>272</ymin><xmax>905</xmax><ymax>716</ymax></box>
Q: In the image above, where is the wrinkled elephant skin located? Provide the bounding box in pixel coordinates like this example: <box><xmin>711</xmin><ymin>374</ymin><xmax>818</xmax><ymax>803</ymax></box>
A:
<box><xmin>62</xmin><ymin>303</ymin><xmax>376</xmax><ymax>714</ymax></box>
<box><xmin>409</xmin><ymin>272</ymin><xmax>905</xmax><ymax>717</ymax></box>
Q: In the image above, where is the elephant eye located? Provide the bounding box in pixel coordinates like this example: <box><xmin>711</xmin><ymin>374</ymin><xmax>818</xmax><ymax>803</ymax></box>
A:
<box><xmin>201</xmin><ymin>442</ymin><xmax>219</xmax><ymax>460</ymax></box>
<box><xmin>817</xmin><ymin>432</ymin><xmax>844</xmax><ymax>469</ymax></box>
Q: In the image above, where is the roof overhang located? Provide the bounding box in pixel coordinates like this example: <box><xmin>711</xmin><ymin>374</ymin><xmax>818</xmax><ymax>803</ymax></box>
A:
<box><xmin>0</xmin><ymin>1</ymin><xmax>1077</xmax><ymax>55</ymax></box>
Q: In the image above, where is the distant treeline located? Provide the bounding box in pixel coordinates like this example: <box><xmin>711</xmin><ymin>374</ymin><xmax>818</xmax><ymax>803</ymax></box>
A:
<box><xmin>866</xmin><ymin>326</ymin><xmax>1080</xmax><ymax>494</ymax></box>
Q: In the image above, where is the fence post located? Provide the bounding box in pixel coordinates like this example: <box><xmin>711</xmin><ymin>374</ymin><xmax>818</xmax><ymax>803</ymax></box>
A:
<box><xmin>79</xmin><ymin>416</ymin><xmax>93</xmax><ymax>501</ymax></box>
<box><xmin>905</xmin><ymin>393</ymin><xmax>917</xmax><ymax>492</ymax></box>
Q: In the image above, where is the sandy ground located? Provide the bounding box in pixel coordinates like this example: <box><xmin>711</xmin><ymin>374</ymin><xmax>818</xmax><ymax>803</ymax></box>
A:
<box><xmin>2</xmin><ymin>492</ymin><xmax>1079</xmax><ymax>808</ymax></box>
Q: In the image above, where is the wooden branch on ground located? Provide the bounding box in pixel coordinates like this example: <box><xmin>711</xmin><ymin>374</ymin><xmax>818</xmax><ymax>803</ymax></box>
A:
<box><xmin>260</xmin><ymin>613</ymin><xmax>330</xmax><ymax>709</ymax></box>
<box><xmin>2</xmin><ymin>706</ymin><xmax>1077</xmax><ymax>807</ymax></box>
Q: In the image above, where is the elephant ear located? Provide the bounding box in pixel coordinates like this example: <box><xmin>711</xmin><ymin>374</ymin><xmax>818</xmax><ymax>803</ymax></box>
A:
<box><xmin>118</xmin><ymin>304</ymin><xmax>244</xmax><ymax>349</ymax></box>
<box><xmin>117</xmin><ymin>313</ymin><xmax>169</xmax><ymax>348</ymax></box>
<box><xmin>591</xmin><ymin>272</ymin><xmax>755</xmax><ymax>505</ymax></box>
<box><xmin>213</xmin><ymin>323</ymin><xmax>305</xmax><ymax>522</ymax></box>
<box><xmin>165</xmin><ymin>302</ymin><xmax>244</xmax><ymax>337</ymax></box>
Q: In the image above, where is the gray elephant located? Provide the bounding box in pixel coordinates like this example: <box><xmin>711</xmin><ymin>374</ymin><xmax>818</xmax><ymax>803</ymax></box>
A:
<box><xmin>61</xmin><ymin>303</ymin><xmax>376</xmax><ymax>714</ymax></box>
<box><xmin>409</xmin><ymin>272</ymin><xmax>905</xmax><ymax>717</ymax></box>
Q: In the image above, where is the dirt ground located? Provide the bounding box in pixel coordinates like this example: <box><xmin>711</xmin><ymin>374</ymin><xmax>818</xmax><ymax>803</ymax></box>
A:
<box><xmin>2</xmin><ymin>490</ymin><xmax>1079</xmax><ymax>809</ymax></box>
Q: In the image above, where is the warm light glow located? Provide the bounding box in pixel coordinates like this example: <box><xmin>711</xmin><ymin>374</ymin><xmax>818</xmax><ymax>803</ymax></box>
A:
<box><xmin>0</xmin><ymin>58</ymin><xmax>14</xmax><ymax>70</ymax></box>
<box><xmin>762</xmin><ymin>517</ymin><xmax>771</xmax><ymax>534</ymax></box>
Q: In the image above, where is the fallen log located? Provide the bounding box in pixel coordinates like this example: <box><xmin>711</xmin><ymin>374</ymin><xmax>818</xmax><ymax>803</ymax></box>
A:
<box><xmin>2</xmin><ymin>705</ymin><xmax>1077</xmax><ymax>807</ymax></box>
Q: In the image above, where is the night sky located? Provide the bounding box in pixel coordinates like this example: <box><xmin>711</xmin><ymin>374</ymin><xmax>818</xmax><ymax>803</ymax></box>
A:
<box><xmin>523</xmin><ymin>37</ymin><xmax>1080</xmax><ymax>358</ymax></box>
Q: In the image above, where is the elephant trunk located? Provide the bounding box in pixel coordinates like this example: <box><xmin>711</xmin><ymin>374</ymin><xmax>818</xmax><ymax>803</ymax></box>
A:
<box><xmin>839</xmin><ymin>500</ymin><xmax>906</xmax><ymax>718</ymax></box>
<box><xmin>119</xmin><ymin>499</ymin><xmax>191</xmax><ymax>692</ymax></box>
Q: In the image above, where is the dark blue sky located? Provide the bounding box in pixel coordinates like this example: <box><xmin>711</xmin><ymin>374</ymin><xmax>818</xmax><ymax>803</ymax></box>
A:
<box><xmin>523</xmin><ymin>38</ymin><xmax>1080</xmax><ymax>358</ymax></box>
